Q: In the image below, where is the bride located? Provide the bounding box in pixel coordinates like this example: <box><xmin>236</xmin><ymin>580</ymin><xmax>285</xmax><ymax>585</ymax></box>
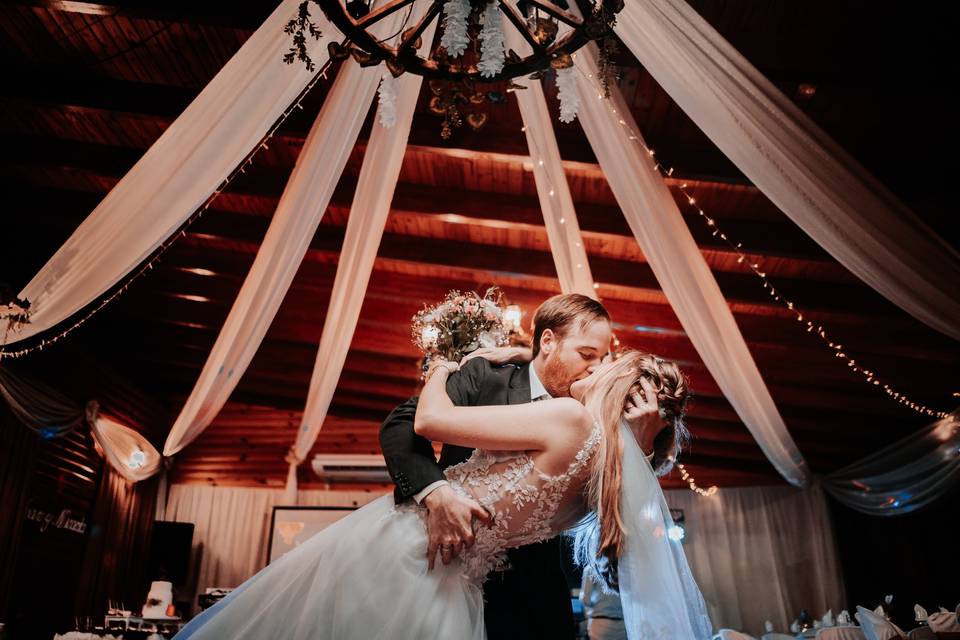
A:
<box><xmin>173</xmin><ymin>350</ymin><xmax>712</xmax><ymax>639</ymax></box>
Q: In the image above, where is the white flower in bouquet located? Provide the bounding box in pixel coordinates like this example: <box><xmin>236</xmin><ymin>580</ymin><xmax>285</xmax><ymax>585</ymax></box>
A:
<box><xmin>478</xmin><ymin>331</ymin><xmax>499</xmax><ymax>348</ymax></box>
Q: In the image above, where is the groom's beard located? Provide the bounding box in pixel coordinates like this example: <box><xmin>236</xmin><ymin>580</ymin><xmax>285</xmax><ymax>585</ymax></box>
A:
<box><xmin>540</xmin><ymin>352</ymin><xmax>577</xmax><ymax>398</ymax></box>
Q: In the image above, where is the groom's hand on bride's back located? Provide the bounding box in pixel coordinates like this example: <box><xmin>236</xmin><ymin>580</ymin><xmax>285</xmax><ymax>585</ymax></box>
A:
<box><xmin>423</xmin><ymin>485</ymin><xmax>492</xmax><ymax>570</ymax></box>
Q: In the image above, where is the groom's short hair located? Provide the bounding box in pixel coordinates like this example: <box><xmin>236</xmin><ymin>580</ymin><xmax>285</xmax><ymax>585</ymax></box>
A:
<box><xmin>531</xmin><ymin>294</ymin><xmax>610</xmax><ymax>358</ymax></box>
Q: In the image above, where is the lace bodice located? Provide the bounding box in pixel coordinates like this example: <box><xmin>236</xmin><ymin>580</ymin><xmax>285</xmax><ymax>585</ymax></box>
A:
<box><xmin>440</xmin><ymin>421</ymin><xmax>602</xmax><ymax>582</ymax></box>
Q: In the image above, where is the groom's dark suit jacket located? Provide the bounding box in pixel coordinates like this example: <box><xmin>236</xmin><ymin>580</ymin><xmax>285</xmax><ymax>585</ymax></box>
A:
<box><xmin>379</xmin><ymin>358</ymin><xmax>575</xmax><ymax>640</ymax></box>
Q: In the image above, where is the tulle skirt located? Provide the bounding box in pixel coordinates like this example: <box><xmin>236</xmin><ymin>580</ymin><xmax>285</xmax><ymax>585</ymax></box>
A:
<box><xmin>173</xmin><ymin>494</ymin><xmax>485</xmax><ymax>640</ymax></box>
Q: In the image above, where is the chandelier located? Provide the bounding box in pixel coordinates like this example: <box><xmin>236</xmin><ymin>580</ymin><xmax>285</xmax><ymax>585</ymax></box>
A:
<box><xmin>285</xmin><ymin>0</ymin><xmax>624</xmax><ymax>137</ymax></box>
<box><xmin>286</xmin><ymin>0</ymin><xmax>623</xmax><ymax>81</ymax></box>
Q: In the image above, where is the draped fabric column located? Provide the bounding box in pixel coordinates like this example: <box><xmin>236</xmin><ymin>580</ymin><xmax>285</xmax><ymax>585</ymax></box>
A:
<box><xmin>284</xmin><ymin>17</ymin><xmax>439</xmax><ymax>501</ymax></box>
<box><xmin>574</xmin><ymin>44</ymin><xmax>809</xmax><ymax>487</ymax></box>
<box><xmin>162</xmin><ymin>56</ymin><xmax>393</xmax><ymax>457</ymax></box>
<box><xmin>1</xmin><ymin>0</ymin><xmax>340</xmax><ymax>345</ymax></box>
<box><xmin>612</xmin><ymin>0</ymin><xmax>960</xmax><ymax>341</ymax></box>
<box><xmin>502</xmin><ymin>19</ymin><xmax>596</xmax><ymax>299</ymax></box>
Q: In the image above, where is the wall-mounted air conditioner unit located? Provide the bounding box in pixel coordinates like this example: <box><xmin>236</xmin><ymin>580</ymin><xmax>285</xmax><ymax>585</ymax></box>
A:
<box><xmin>310</xmin><ymin>453</ymin><xmax>390</xmax><ymax>483</ymax></box>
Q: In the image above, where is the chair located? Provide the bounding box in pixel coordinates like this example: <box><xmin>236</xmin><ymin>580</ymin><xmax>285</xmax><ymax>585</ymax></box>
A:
<box><xmin>906</xmin><ymin>628</ymin><xmax>936</xmax><ymax>640</ymax></box>
<box><xmin>855</xmin><ymin>606</ymin><xmax>907</xmax><ymax>640</ymax></box>
<box><xmin>928</xmin><ymin>611</ymin><xmax>960</xmax><ymax>633</ymax></box>
<box><xmin>816</xmin><ymin>629</ymin><xmax>868</xmax><ymax>640</ymax></box>
<box><xmin>761</xmin><ymin>634</ymin><xmax>795</xmax><ymax>640</ymax></box>
<box><xmin>717</xmin><ymin>630</ymin><xmax>758</xmax><ymax>640</ymax></box>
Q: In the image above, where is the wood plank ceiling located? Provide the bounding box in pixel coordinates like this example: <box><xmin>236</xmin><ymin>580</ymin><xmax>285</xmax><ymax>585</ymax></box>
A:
<box><xmin>1</xmin><ymin>0</ymin><xmax>956</xmax><ymax>490</ymax></box>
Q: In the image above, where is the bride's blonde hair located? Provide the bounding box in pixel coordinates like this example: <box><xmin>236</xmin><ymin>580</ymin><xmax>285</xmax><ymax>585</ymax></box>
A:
<box><xmin>574</xmin><ymin>350</ymin><xmax>690</xmax><ymax>588</ymax></box>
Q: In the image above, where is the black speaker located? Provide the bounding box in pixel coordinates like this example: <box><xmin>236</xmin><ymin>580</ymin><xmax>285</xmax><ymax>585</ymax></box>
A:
<box><xmin>147</xmin><ymin>521</ymin><xmax>195</xmax><ymax>586</ymax></box>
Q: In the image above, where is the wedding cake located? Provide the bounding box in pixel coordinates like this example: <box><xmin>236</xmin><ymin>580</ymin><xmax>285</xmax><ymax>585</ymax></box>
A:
<box><xmin>142</xmin><ymin>580</ymin><xmax>174</xmax><ymax>618</ymax></box>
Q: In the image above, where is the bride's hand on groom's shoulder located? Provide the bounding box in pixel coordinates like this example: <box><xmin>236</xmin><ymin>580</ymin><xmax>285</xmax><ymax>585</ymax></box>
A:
<box><xmin>422</xmin><ymin>485</ymin><xmax>492</xmax><ymax>570</ymax></box>
<box><xmin>460</xmin><ymin>346</ymin><xmax>533</xmax><ymax>366</ymax></box>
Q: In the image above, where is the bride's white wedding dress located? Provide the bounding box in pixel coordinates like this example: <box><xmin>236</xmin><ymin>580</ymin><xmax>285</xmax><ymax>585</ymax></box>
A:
<box><xmin>174</xmin><ymin>422</ymin><xmax>603</xmax><ymax>640</ymax></box>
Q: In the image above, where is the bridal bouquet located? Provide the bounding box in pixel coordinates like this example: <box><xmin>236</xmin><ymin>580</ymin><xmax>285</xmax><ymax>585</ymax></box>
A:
<box><xmin>412</xmin><ymin>287</ymin><xmax>508</xmax><ymax>363</ymax></box>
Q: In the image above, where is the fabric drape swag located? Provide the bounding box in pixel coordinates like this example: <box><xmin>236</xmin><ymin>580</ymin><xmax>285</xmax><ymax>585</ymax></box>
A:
<box><xmin>0</xmin><ymin>0</ymin><xmax>341</xmax><ymax>346</ymax></box>
<box><xmin>284</xmin><ymin>8</ymin><xmax>439</xmax><ymax>501</ymax></box>
<box><xmin>4</xmin><ymin>0</ymin><xmax>956</xmax><ymax>493</ymax></box>
<box><xmin>0</xmin><ymin>365</ymin><xmax>161</xmax><ymax>482</ymax></box>
<box><xmin>162</xmin><ymin>56</ymin><xmax>389</xmax><ymax>459</ymax></box>
<box><xmin>822</xmin><ymin>410</ymin><xmax>960</xmax><ymax>515</ymax></box>
<box><xmin>504</xmin><ymin>17</ymin><xmax>597</xmax><ymax>300</ymax></box>
<box><xmin>572</xmin><ymin>41</ymin><xmax>809</xmax><ymax>487</ymax></box>
<box><xmin>0</xmin><ymin>364</ymin><xmax>85</xmax><ymax>438</ymax></box>
<box><xmin>612</xmin><ymin>0</ymin><xmax>960</xmax><ymax>340</ymax></box>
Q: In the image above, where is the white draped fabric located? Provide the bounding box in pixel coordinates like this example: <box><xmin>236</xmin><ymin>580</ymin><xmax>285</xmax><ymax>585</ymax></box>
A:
<box><xmin>161</xmin><ymin>62</ymin><xmax>383</xmax><ymax>457</ymax></box>
<box><xmin>283</xmin><ymin>15</ymin><xmax>439</xmax><ymax>501</ymax></box>
<box><xmin>503</xmin><ymin>18</ymin><xmax>596</xmax><ymax>299</ymax></box>
<box><xmin>88</xmin><ymin>410</ymin><xmax>162</xmax><ymax>483</ymax></box>
<box><xmin>822</xmin><ymin>410</ymin><xmax>960</xmax><ymax>515</ymax></box>
<box><xmin>666</xmin><ymin>484</ymin><xmax>846</xmax><ymax>636</ymax></box>
<box><xmin>573</xmin><ymin>44</ymin><xmax>809</xmax><ymax>487</ymax></box>
<box><xmin>162</xmin><ymin>56</ymin><xmax>388</xmax><ymax>458</ymax></box>
<box><xmin>0</xmin><ymin>0</ymin><xmax>339</xmax><ymax>345</ymax></box>
<box><xmin>159</xmin><ymin>484</ymin><xmax>383</xmax><ymax>616</ymax></box>
<box><xmin>613</xmin><ymin>0</ymin><xmax>960</xmax><ymax>341</ymax></box>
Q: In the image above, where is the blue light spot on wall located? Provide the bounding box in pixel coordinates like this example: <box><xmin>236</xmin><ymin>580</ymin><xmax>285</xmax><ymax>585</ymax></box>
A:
<box><xmin>40</xmin><ymin>426</ymin><xmax>59</xmax><ymax>440</ymax></box>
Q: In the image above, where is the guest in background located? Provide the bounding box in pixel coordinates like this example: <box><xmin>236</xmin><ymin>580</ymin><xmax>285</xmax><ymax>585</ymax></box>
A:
<box><xmin>580</xmin><ymin>560</ymin><xmax>626</xmax><ymax>640</ymax></box>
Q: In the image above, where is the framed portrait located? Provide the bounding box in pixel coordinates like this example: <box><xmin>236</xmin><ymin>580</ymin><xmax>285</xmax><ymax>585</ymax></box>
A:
<box><xmin>267</xmin><ymin>506</ymin><xmax>357</xmax><ymax>564</ymax></box>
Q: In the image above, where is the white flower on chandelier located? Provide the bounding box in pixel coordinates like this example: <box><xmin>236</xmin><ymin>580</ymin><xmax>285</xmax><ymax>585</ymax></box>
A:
<box><xmin>478</xmin><ymin>2</ymin><xmax>505</xmax><ymax>78</ymax></box>
<box><xmin>556</xmin><ymin>67</ymin><xmax>580</xmax><ymax>122</ymax></box>
<box><xmin>440</xmin><ymin>0</ymin><xmax>470</xmax><ymax>58</ymax></box>
<box><xmin>376</xmin><ymin>69</ymin><xmax>398</xmax><ymax>128</ymax></box>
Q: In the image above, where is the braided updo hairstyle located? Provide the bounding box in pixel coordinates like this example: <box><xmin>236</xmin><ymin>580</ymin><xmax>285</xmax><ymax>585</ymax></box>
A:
<box><xmin>574</xmin><ymin>350</ymin><xmax>692</xmax><ymax>590</ymax></box>
<box><xmin>630</xmin><ymin>354</ymin><xmax>691</xmax><ymax>476</ymax></box>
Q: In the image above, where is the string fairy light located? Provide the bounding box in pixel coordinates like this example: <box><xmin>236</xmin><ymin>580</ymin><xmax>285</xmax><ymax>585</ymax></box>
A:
<box><xmin>0</xmin><ymin>42</ymin><xmax>347</xmax><ymax>360</ymax></box>
<box><xmin>518</xmin><ymin>100</ymin><xmax>601</xmax><ymax>295</ymax></box>
<box><xmin>669</xmin><ymin>456</ymin><xmax>718</xmax><ymax>497</ymax></box>
<box><xmin>572</xmin><ymin>60</ymin><xmax>952</xmax><ymax>421</ymax></box>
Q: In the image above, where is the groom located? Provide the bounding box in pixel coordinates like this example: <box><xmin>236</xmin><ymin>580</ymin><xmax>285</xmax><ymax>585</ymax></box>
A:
<box><xmin>380</xmin><ymin>293</ymin><xmax>659</xmax><ymax>638</ymax></box>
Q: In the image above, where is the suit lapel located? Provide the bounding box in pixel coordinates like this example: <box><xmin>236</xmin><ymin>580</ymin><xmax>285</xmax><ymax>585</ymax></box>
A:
<box><xmin>508</xmin><ymin>363</ymin><xmax>532</xmax><ymax>406</ymax></box>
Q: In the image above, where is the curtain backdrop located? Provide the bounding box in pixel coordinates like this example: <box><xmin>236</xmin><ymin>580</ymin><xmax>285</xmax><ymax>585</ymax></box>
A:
<box><xmin>160</xmin><ymin>485</ymin><xmax>383</xmax><ymax>615</ymax></box>
<box><xmin>573</xmin><ymin>43</ymin><xmax>809</xmax><ymax>487</ymax></box>
<box><xmin>665</xmin><ymin>483</ymin><xmax>846</xmax><ymax>636</ymax></box>
<box><xmin>613</xmin><ymin>0</ymin><xmax>960</xmax><ymax>341</ymax></box>
<box><xmin>0</xmin><ymin>402</ymin><xmax>40</xmax><ymax>622</ymax></box>
<box><xmin>160</xmin><ymin>483</ymin><xmax>844</xmax><ymax>631</ymax></box>
<box><xmin>73</xmin><ymin>466</ymin><xmax>159</xmax><ymax>622</ymax></box>
<box><xmin>822</xmin><ymin>410</ymin><xmax>960</xmax><ymax>515</ymax></box>
<box><xmin>162</xmin><ymin>54</ymin><xmax>387</xmax><ymax>458</ymax></box>
<box><xmin>284</xmin><ymin>11</ymin><xmax>440</xmax><ymax>501</ymax></box>
<box><xmin>0</xmin><ymin>0</ymin><xmax>340</xmax><ymax>346</ymax></box>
